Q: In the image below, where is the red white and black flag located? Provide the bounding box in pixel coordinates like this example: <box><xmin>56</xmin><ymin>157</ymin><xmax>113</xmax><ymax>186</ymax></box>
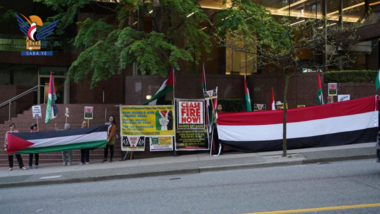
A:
<box><xmin>217</xmin><ymin>96</ymin><xmax>379</xmax><ymax>152</ymax></box>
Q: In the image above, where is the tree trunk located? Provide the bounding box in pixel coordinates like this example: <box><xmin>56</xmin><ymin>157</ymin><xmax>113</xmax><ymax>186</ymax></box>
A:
<box><xmin>282</xmin><ymin>73</ymin><xmax>289</xmax><ymax>157</ymax></box>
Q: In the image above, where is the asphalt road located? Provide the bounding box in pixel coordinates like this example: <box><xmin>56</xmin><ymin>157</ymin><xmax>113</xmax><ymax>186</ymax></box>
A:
<box><xmin>1</xmin><ymin>159</ymin><xmax>380</xmax><ymax>214</ymax></box>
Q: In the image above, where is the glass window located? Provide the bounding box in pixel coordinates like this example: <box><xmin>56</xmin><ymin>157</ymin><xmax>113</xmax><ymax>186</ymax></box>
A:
<box><xmin>343</xmin><ymin>0</ymin><xmax>365</xmax><ymax>23</ymax></box>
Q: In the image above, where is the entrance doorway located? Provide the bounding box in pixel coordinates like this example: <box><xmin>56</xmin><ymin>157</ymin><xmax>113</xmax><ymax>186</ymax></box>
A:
<box><xmin>39</xmin><ymin>76</ymin><xmax>66</xmax><ymax>104</ymax></box>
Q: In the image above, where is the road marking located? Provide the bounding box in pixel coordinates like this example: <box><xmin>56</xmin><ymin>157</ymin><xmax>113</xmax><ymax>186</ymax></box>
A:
<box><xmin>39</xmin><ymin>175</ymin><xmax>62</xmax><ymax>180</ymax></box>
<box><xmin>243</xmin><ymin>203</ymin><xmax>380</xmax><ymax>214</ymax></box>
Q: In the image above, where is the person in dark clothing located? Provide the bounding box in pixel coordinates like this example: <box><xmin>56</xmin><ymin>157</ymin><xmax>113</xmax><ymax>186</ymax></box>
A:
<box><xmin>4</xmin><ymin>123</ymin><xmax>27</xmax><ymax>171</ymax></box>
<box><xmin>80</xmin><ymin>121</ymin><xmax>90</xmax><ymax>165</ymax></box>
<box><xmin>213</xmin><ymin>104</ymin><xmax>223</xmax><ymax>155</ymax></box>
<box><xmin>27</xmin><ymin>123</ymin><xmax>39</xmax><ymax>169</ymax></box>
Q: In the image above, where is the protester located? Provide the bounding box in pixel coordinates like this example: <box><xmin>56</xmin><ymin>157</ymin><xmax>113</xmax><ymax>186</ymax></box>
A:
<box><xmin>80</xmin><ymin>121</ymin><xmax>90</xmax><ymax>165</ymax></box>
<box><xmin>27</xmin><ymin>123</ymin><xmax>39</xmax><ymax>169</ymax></box>
<box><xmin>4</xmin><ymin>123</ymin><xmax>26</xmax><ymax>171</ymax></box>
<box><xmin>102</xmin><ymin>115</ymin><xmax>117</xmax><ymax>163</ymax></box>
<box><xmin>56</xmin><ymin>123</ymin><xmax>72</xmax><ymax>166</ymax></box>
<box><xmin>275</xmin><ymin>101</ymin><xmax>282</xmax><ymax>110</ymax></box>
<box><xmin>213</xmin><ymin>104</ymin><xmax>223</xmax><ymax>155</ymax></box>
<box><xmin>325</xmin><ymin>96</ymin><xmax>334</xmax><ymax>104</ymax></box>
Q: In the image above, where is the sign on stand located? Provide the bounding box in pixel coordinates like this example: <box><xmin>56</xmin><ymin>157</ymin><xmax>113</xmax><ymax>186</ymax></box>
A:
<box><xmin>328</xmin><ymin>83</ymin><xmax>338</xmax><ymax>96</ymax></box>
<box><xmin>84</xmin><ymin>106</ymin><xmax>93</xmax><ymax>119</ymax></box>
<box><xmin>175</xmin><ymin>99</ymin><xmax>208</xmax><ymax>151</ymax></box>
<box><xmin>32</xmin><ymin>105</ymin><xmax>42</xmax><ymax>119</ymax></box>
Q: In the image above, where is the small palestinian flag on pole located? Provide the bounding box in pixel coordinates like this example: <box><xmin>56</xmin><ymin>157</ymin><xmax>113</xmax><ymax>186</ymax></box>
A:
<box><xmin>7</xmin><ymin>125</ymin><xmax>107</xmax><ymax>155</ymax></box>
<box><xmin>45</xmin><ymin>72</ymin><xmax>59</xmax><ymax>123</ymax></box>
<box><xmin>144</xmin><ymin>68</ymin><xmax>175</xmax><ymax>105</ymax></box>
<box><xmin>376</xmin><ymin>69</ymin><xmax>380</xmax><ymax>92</ymax></box>
<box><xmin>244</xmin><ymin>74</ymin><xmax>252</xmax><ymax>111</ymax></box>
<box><xmin>317</xmin><ymin>72</ymin><xmax>324</xmax><ymax>105</ymax></box>
<box><xmin>270</xmin><ymin>88</ymin><xmax>275</xmax><ymax>110</ymax></box>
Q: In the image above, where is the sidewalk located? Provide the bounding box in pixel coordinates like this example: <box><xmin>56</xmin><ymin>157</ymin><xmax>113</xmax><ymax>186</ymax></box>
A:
<box><xmin>0</xmin><ymin>142</ymin><xmax>376</xmax><ymax>188</ymax></box>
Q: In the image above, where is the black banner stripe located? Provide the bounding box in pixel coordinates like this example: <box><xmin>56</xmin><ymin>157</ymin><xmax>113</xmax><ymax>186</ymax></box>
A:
<box><xmin>220</xmin><ymin>128</ymin><xmax>377</xmax><ymax>153</ymax></box>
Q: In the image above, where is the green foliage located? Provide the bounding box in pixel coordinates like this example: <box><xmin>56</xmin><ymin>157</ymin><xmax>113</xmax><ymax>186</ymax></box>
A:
<box><xmin>36</xmin><ymin>0</ymin><xmax>213</xmax><ymax>88</ymax></box>
<box><xmin>324</xmin><ymin>70</ymin><xmax>378</xmax><ymax>83</ymax></box>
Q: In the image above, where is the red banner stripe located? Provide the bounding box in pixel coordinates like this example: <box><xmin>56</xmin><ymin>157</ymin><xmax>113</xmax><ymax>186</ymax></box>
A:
<box><xmin>218</xmin><ymin>96</ymin><xmax>378</xmax><ymax>126</ymax></box>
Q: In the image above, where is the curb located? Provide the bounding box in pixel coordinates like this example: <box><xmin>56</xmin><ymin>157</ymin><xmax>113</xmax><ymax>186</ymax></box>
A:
<box><xmin>302</xmin><ymin>154</ymin><xmax>375</xmax><ymax>164</ymax></box>
<box><xmin>0</xmin><ymin>168</ymin><xmax>200</xmax><ymax>189</ymax></box>
<box><xmin>199</xmin><ymin>160</ymin><xmax>305</xmax><ymax>173</ymax></box>
<box><xmin>0</xmin><ymin>154</ymin><xmax>375</xmax><ymax>188</ymax></box>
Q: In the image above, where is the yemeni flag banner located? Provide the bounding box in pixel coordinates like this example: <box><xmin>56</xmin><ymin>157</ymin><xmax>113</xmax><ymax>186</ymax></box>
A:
<box><xmin>317</xmin><ymin>72</ymin><xmax>323</xmax><ymax>105</ymax></box>
<box><xmin>217</xmin><ymin>96</ymin><xmax>379</xmax><ymax>152</ymax></box>
<box><xmin>243</xmin><ymin>75</ymin><xmax>252</xmax><ymax>111</ymax></box>
<box><xmin>45</xmin><ymin>72</ymin><xmax>59</xmax><ymax>123</ymax></box>
<box><xmin>7</xmin><ymin>125</ymin><xmax>107</xmax><ymax>155</ymax></box>
<box><xmin>144</xmin><ymin>68</ymin><xmax>174</xmax><ymax>105</ymax></box>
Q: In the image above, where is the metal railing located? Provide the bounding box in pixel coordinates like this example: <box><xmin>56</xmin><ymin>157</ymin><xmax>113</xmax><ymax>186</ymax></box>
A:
<box><xmin>0</xmin><ymin>85</ymin><xmax>45</xmax><ymax>121</ymax></box>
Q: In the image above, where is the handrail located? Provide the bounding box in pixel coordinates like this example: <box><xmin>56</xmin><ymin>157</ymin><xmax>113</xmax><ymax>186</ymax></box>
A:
<box><xmin>0</xmin><ymin>85</ymin><xmax>45</xmax><ymax>121</ymax></box>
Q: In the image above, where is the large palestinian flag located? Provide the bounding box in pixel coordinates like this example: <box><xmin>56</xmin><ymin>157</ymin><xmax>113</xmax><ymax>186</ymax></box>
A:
<box><xmin>217</xmin><ymin>96</ymin><xmax>379</xmax><ymax>152</ymax></box>
<box><xmin>7</xmin><ymin>125</ymin><xmax>107</xmax><ymax>155</ymax></box>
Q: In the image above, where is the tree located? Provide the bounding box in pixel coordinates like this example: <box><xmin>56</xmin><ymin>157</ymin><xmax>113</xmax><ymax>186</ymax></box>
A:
<box><xmin>35</xmin><ymin>0</ymin><xmax>213</xmax><ymax>88</ymax></box>
<box><xmin>215</xmin><ymin>0</ymin><xmax>370</xmax><ymax>157</ymax></box>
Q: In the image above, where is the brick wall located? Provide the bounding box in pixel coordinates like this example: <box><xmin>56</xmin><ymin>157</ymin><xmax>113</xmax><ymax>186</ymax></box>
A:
<box><xmin>126</xmin><ymin>73</ymin><xmax>379</xmax><ymax>108</ymax></box>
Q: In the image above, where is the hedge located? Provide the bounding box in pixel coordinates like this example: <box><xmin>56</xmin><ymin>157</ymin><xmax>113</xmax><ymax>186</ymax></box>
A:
<box><xmin>324</xmin><ymin>70</ymin><xmax>378</xmax><ymax>83</ymax></box>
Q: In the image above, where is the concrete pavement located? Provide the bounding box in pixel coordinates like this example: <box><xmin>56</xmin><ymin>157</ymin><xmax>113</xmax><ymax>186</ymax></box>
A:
<box><xmin>0</xmin><ymin>142</ymin><xmax>377</xmax><ymax>188</ymax></box>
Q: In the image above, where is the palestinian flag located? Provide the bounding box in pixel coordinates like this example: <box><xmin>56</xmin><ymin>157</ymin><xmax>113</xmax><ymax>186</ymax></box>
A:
<box><xmin>144</xmin><ymin>68</ymin><xmax>174</xmax><ymax>105</ymax></box>
<box><xmin>376</xmin><ymin>69</ymin><xmax>380</xmax><ymax>92</ymax></box>
<box><xmin>317</xmin><ymin>72</ymin><xmax>323</xmax><ymax>105</ymax></box>
<box><xmin>217</xmin><ymin>96</ymin><xmax>378</xmax><ymax>152</ymax></box>
<box><xmin>45</xmin><ymin>72</ymin><xmax>59</xmax><ymax>123</ymax></box>
<box><xmin>270</xmin><ymin>88</ymin><xmax>275</xmax><ymax>111</ymax></box>
<box><xmin>243</xmin><ymin>75</ymin><xmax>252</xmax><ymax>111</ymax></box>
<box><xmin>155</xmin><ymin>111</ymin><xmax>173</xmax><ymax>131</ymax></box>
<box><xmin>7</xmin><ymin>125</ymin><xmax>107</xmax><ymax>155</ymax></box>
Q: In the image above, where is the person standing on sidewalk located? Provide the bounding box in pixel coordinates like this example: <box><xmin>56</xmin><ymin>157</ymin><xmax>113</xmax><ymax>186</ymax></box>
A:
<box><xmin>27</xmin><ymin>123</ymin><xmax>39</xmax><ymax>169</ymax></box>
<box><xmin>102</xmin><ymin>115</ymin><xmax>117</xmax><ymax>163</ymax></box>
<box><xmin>213</xmin><ymin>104</ymin><xmax>223</xmax><ymax>155</ymax></box>
<box><xmin>56</xmin><ymin>123</ymin><xmax>73</xmax><ymax>165</ymax></box>
<box><xmin>80</xmin><ymin>121</ymin><xmax>90</xmax><ymax>165</ymax></box>
<box><xmin>4</xmin><ymin>123</ymin><xmax>27</xmax><ymax>171</ymax></box>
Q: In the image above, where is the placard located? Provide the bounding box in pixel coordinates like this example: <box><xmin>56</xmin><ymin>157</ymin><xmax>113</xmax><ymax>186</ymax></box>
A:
<box><xmin>338</xmin><ymin>94</ymin><xmax>350</xmax><ymax>102</ymax></box>
<box><xmin>254</xmin><ymin>104</ymin><xmax>266</xmax><ymax>111</ymax></box>
<box><xmin>175</xmin><ymin>99</ymin><xmax>209</xmax><ymax>151</ymax></box>
<box><xmin>150</xmin><ymin>136</ymin><xmax>173</xmax><ymax>151</ymax></box>
<box><xmin>175</xmin><ymin>129</ymin><xmax>208</xmax><ymax>150</ymax></box>
<box><xmin>203</xmin><ymin>88</ymin><xmax>218</xmax><ymax>100</ymax></box>
<box><xmin>84</xmin><ymin>106</ymin><xmax>93</xmax><ymax>119</ymax></box>
<box><xmin>122</xmin><ymin>136</ymin><xmax>145</xmax><ymax>151</ymax></box>
<box><xmin>120</xmin><ymin>105</ymin><xmax>174</xmax><ymax>136</ymax></box>
<box><xmin>32</xmin><ymin>105</ymin><xmax>42</xmax><ymax>119</ymax></box>
<box><xmin>177</xmin><ymin>100</ymin><xmax>204</xmax><ymax>129</ymax></box>
<box><xmin>328</xmin><ymin>83</ymin><xmax>338</xmax><ymax>96</ymax></box>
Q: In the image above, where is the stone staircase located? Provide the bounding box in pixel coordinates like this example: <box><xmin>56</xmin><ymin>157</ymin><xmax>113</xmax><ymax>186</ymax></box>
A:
<box><xmin>0</xmin><ymin>104</ymin><xmax>122</xmax><ymax>167</ymax></box>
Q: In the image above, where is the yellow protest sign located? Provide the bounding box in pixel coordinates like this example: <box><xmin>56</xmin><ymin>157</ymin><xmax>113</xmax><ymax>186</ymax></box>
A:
<box><xmin>120</xmin><ymin>106</ymin><xmax>175</xmax><ymax>136</ymax></box>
